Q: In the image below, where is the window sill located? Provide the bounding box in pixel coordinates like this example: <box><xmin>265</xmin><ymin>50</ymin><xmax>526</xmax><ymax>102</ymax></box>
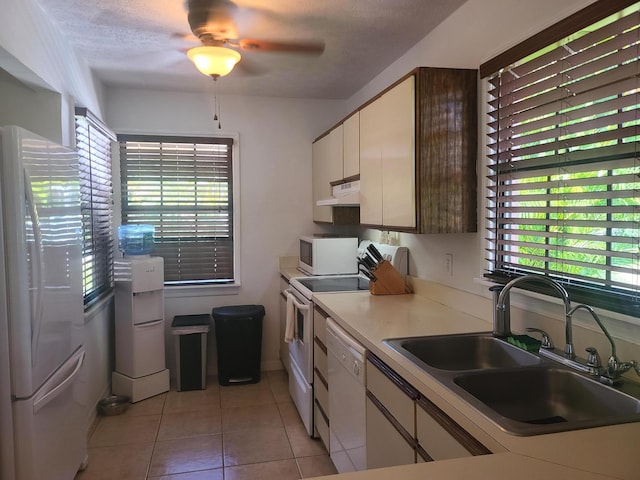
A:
<box><xmin>164</xmin><ymin>282</ymin><xmax>241</xmax><ymax>299</ymax></box>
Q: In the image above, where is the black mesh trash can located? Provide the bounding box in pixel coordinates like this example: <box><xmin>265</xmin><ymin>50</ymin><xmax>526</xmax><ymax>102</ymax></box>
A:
<box><xmin>212</xmin><ymin>305</ymin><xmax>265</xmax><ymax>386</ymax></box>
<box><xmin>171</xmin><ymin>314</ymin><xmax>211</xmax><ymax>391</ymax></box>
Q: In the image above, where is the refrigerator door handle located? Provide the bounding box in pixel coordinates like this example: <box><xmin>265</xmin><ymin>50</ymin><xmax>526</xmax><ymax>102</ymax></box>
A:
<box><xmin>136</xmin><ymin>319</ymin><xmax>164</xmax><ymax>328</ymax></box>
<box><xmin>32</xmin><ymin>348</ymin><xmax>85</xmax><ymax>414</ymax></box>
<box><xmin>24</xmin><ymin>169</ymin><xmax>45</xmax><ymax>367</ymax></box>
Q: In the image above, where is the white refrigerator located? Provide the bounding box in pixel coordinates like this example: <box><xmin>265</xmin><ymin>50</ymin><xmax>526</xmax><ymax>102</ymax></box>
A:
<box><xmin>0</xmin><ymin>126</ymin><xmax>87</xmax><ymax>479</ymax></box>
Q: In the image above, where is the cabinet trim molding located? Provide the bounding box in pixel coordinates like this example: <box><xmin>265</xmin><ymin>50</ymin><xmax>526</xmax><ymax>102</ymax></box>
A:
<box><xmin>416</xmin><ymin>396</ymin><xmax>491</xmax><ymax>456</ymax></box>
<box><xmin>314</xmin><ymin>366</ymin><xmax>328</xmax><ymax>389</ymax></box>
<box><xmin>314</xmin><ymin>398</ymin><xmax>329</xmax><ymax>424</ymax></box>
<box><xmin>366</xmin><ymin>390</ymin><xmax>417</xmax><ymax>450</ymax></box>
<box><xmin>313</xmin><ymin>336</ymin><xmax>327</xmax><ymax>355</ymax></box>
<box><xmin>367</xmin><ymin>351</ymin><xmax>419</xmax><ymax>400</ymax></box>
<box><xmin>416</xmin><ymin>445</ymin><xmax>434</xmax><ymax>463</ymax></box>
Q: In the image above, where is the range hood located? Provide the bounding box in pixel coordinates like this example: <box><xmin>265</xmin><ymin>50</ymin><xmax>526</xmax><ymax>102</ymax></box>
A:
<box><xmin>317</xmin><ymin>180</ymin><xmax>360</xmax><ymax>207</ymax></box>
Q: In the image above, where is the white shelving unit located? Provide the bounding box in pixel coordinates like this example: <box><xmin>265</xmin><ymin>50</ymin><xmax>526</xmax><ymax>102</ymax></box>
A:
<box><xmin>112</xmin><ymin>256</ymin><xmax>169</xmax><ymax>402</ymax></box>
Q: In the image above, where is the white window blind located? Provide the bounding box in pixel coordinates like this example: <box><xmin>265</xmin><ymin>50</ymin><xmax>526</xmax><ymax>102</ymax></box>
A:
<box><xmin>118</xmin><ymin>135</ymin><xmax>235</xmax><ymax>284</ymax></box>
<box><xmin>75</xmin><ymin>107</ymin><xmax>115</xmax><ymax>306</ymax></box>
<box><xmin>484</xmin><ymin>2</ymin><xmax>640</xmax><ymax>316</ymax></box>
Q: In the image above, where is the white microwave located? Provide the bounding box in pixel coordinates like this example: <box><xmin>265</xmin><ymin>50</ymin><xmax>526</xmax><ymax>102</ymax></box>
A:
<box><xmin>299</xmin><ymin>235</ymin><xmax>359</xmax><ymax>275</ymax></box>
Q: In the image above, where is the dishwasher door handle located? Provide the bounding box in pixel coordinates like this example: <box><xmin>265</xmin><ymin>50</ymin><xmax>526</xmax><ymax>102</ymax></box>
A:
<box><xmin>326</xmin><ymin>317</ymin><xmax>366</xmax><ymax>358</ymax></box>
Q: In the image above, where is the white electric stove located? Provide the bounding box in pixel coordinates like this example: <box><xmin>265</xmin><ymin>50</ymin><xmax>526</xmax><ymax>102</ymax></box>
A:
<box><xmin>285</xmin><ymin>241</ymin><xmax>408</xmax><ymax>436</ymax></box>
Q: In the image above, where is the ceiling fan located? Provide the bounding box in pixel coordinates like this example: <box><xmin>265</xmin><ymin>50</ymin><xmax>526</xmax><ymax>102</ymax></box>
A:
<box><xmin>185</xmin><ymin>0</ymin><xmax>325</xmax><ymax>78</ymax></box>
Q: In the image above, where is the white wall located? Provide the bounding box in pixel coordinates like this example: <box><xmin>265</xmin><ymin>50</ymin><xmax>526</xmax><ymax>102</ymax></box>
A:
<box><xmin>106</xmin><ymin>87</ymin><xmax>344</xmax><ymax>374</ymax></box>
<box><xmin>0</xmin><ymin>69</ymin><xmax>63</xmax><ymax>141</ymax></box>
<box><xmin>0</xmin><ymin>0</ymin><xmax>104</xmax><ymax>143</ymax></box>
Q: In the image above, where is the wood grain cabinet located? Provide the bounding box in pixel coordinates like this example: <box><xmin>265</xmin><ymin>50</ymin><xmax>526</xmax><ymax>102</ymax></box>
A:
<box><xmin>360</xmin><ymin>67</ymin><xmax>478</xmax><ymax>233</ymax></box>
<box><xmin>366</xmin><ymin>352</ymin><xmax>491</xmax><ymax>468</ymax></box>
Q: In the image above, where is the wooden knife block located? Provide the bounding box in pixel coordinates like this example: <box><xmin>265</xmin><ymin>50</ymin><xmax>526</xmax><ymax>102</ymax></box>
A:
<box><xmin>369</xmin><ymin>261</ymin><xmax>411</xmax><ymax>295</ymax></box>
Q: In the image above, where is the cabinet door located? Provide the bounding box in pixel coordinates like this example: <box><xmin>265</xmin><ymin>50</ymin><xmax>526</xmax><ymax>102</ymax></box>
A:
<box><xmin>366</xmin><ymin>396</ymin><xmax>415</xmax><ymax>469</ymax></box>
<box><xmin>343</xmin><ymin>112</ymin><xmax>360</xmax><ymax>179</ymax></box>
<box><xmin>359</xmin><ymin>98</ymin><xmax>384</xmax><ymax>225</ymax></box>
<box><xmin>327</xmin><ymin>124</ymin><xmax>344</xmax><ymax>183</ymax></box>
<box><xmin>416</xmin><ymin>397</ymin><xmax>491</xmax><ymax>460</ymax></box>
<box><xmin>312</xmin><ymin>135</ymin><xmax>333</xmax><ymax>222</ymax></box>
<box><xmin>380</xmin><ymin>76</ymin><xmax>415</xmax><ymax>228</ymax></box>
<box><xmin>359</xmin><ymin>76</ymin><xmax>415</xmax><ymax>228</ymax></box>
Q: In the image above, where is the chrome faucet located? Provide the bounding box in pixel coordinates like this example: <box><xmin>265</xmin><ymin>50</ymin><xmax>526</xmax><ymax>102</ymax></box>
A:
<box><xmin>492</xmin><ymin>275</ymin><xmax>572</xmax><ymax>354</ymax></box>
<box><xmin>568</xmin><ymin>303</ymin><xmax>640</xmax><ymax>385</ymax></box>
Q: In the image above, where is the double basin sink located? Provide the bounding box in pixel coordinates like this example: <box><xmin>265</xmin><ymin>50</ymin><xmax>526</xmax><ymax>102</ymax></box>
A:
<box><xmin>384</xmin><ymin>333</ymin><xmax>640</xmax><ymax>436</ymax></box>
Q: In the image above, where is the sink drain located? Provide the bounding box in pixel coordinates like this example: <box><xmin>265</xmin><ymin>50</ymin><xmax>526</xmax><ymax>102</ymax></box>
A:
<box><xmin>524</xmin><ymin>415</ymin><xmax>568</xmax><ymax>425</ymax></box>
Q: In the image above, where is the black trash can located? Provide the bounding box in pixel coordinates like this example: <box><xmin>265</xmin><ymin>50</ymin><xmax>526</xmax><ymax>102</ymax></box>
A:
<box><xmin>171</xmin><ymin>314</ymin><xmax>210</xmax><ymax>391</ymax></box>
<box><xmin>212</xmin><ymin>304</ymin><xmax>265</xmax><ymax>386</ymax></box>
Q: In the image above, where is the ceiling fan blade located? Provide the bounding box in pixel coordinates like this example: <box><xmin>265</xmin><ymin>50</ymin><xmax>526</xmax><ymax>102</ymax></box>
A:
<box><xmin>235</xmin><ymin>57</ymin><xmax>268</xmax><ymax>76</ymax></box>
<box><xmin>238</xmin><ymin>38</ymin><xmax>325</xmax><ymax>55</ymax></box>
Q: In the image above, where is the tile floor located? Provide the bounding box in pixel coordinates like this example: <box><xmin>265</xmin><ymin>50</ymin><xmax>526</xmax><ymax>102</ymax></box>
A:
<box><xmin>75</xmin><ymin>370</ymin><xmax>337</xmax><ymax>479</ymax></box>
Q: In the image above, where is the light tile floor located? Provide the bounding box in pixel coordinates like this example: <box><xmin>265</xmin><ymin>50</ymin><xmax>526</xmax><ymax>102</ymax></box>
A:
<box><xmin>75</xmin><ymin>370</ymin><xmax>337</xmax><ymax>479</ymax></box>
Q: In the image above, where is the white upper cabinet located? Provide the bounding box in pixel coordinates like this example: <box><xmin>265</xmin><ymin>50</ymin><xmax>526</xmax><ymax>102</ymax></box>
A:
<box><xmin>343</xmin><ymin>111</ymin><xmax>360</xmax><ymax>179</ymax></box>
<box><xmin>360</xmin><ymin>76</ymin><xmax>416</xmax><ymax>228</ymax></box>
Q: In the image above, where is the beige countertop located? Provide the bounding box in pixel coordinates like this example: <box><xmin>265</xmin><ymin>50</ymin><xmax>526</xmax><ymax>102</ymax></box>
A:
<box><xmin>307</xmin><ymin>452</ymin><xmax>614</xmax><ymax>480</ymax></box>
<box><xmin>313</xmin><ymin>290</ymin><xmax>640</xmax><ymax>480</ymax></box>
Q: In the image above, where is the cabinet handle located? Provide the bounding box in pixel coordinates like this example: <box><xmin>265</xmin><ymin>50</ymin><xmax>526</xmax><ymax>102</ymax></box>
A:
<box><xmin>366</xmin><ymin>390</ymin><xmax>417</xmax><ymax>449</ymax></box>
<box><xmin>366</xmin><ymin>351</ymin><xmax>419</xmax><ymax>400</ymax></box>
<box><xmin>417</xmin><ymin>396</ymin><xmax>491</xmax><ymax>456</ymax></box>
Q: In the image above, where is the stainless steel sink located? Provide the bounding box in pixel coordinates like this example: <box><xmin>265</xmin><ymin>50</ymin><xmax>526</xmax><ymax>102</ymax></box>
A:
<box><xmin>453</xmin><ymin>366</ymin><xmax>640</xmax><ymax>435</ymax></box>
<box><xmin>383</xmin><ymin>332</ymin><xmax>640</xmax><ymax>435</ymax></box>
<box><xmin>384</xmin><ymin>332</ymin><xmax>541</xmax><ymax>371</ymax></box>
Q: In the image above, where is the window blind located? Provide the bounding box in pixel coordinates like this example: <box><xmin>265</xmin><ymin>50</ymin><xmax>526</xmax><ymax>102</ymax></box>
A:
<box><xmin>118</xmin><ymin>135</ymin><xmax>235</xmax><ymax>284</ymax></box>
<box><xmin>75</xmin><ymin>108</ymin><xmax>115</xmax><ymax>306</ymax></box>
<box><xmin>485</xmin><ymin>3</ymin><xmax>640</xmax><ymax>316</ymax></box>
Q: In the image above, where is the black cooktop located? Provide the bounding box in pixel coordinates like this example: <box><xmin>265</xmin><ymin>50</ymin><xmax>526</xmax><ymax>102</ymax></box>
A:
<box><xmin>297</xmin><ymin>276</ymin><xmax>370</xmax><ymax>293</ymax></box>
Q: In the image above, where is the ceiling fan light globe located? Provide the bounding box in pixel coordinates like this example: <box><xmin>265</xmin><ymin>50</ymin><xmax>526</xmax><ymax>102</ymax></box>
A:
<box><xmin>187</xmin><ymin>46</ymin><xmax>241</xmax><ymax>77</ymax></box>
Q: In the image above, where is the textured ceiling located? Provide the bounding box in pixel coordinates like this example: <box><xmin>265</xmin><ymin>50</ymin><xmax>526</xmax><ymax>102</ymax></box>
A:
<box><xmin>35</xmin><ymin>0</ymin><xmax>467</xmax><ymax>98</ymax></box>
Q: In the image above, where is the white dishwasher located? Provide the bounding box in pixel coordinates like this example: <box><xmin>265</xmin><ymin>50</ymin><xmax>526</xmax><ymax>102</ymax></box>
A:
<box><xmin>327</xmin><ymin>318</ymin><xmax>367</xmax><ymax>473</ymax></box>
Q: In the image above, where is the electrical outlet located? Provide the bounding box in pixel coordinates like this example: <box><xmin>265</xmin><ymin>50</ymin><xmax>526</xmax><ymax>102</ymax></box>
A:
<box><xmin>445</xmin><ymin>253</ymin><xmax>453</xmax><ymax>276</ymax></box>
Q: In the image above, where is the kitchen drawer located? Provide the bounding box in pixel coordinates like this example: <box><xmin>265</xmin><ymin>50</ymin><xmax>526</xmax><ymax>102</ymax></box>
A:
<box><xmin>416</xmin><ymin>397</ymin><xmax>490</xmax><ymax>460</ymax></box>
<box><xmin>366</xmin><ymin>395</ymin><xmax>416</xmax><ymax>469</ymax></box>
<box><xmin>314</xmin><ymin>370</ymin><xmax>329</xmax><ymax>413</ymax></box>
<box><xmin>314</xmin><ymin>307</ymin><xmax>329</xmax><ymax>345</ymax></box>
<box><xmin>366</xmin><ymin>354</ymin><xmax>417</xmax><ymax>435</ymax></box>
<box><xmin>314</xmin><ymin>338</ymin><xmax>328</xmax><ymax>380</ymax></box>
<box><xmin>314</xmin><ymin>399</ymin><xmax>330</xmax><ymax>451</ymax></box>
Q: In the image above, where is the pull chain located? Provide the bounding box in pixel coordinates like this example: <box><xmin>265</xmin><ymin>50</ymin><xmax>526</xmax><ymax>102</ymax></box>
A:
<box><xmin>211</xmin><ymin>75</ymin><xmax>222</xmax><ymax>129</ymax></box>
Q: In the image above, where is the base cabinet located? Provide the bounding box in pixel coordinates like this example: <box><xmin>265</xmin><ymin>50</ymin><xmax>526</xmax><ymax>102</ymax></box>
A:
<box><xmin>366</xmin><ymin>352</ymin><xmax>490</xmax><ymax>469</ymax></box>
<box><xmin>313</xmin><ymin>307</ymin><xmax>331</xmax><ymax>450</ymax></box>
<box><xmin>416</xmin><ymin>396</ymin><xmax>490</xmax><ymax>460</ymax></box>
<box><xmin>366</xmin><ymin>395</ymin><xmax>416</xmax><ymax>468</ymax></box>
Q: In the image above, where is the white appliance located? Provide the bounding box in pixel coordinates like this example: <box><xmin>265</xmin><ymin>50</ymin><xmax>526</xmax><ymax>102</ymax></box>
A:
<box><xmin>286</xmin><ymin>241</ymin><xmax>407</xmax><ymax>437</ymax></box>
<box><xmin>327</xmin><ymin>317</ymin><xmax>367</xmax><ymax>473</ymax></box>
<box><xmin>299</xmin><ymin>235</ymin><xmax>359</xmax><ymax>275</ymax></box>
<box><xmin>112</xmin><ymin>255</ymin><xmax>169</xmax><ymax>402</ymax></box>
<box><xmin>0</xmin><ymin>126</ymin><xmax>88</xmax><ymax>479</ymax></box>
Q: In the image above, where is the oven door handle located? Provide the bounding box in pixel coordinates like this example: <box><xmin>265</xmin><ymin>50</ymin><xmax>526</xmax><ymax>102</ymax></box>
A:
<box><xmin>285</xmin><ymin>289</ymin><xmax>311</xmax><ymax>311</ymax></box>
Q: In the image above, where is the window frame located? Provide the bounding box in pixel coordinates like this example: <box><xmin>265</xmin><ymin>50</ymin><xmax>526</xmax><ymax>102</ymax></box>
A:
<box><xmin>117</xmin><ymin>133</ymin><xmax>241</xmax><ymax>287</ymax></box>
<box><xmin>481</xmin><ymin>0</ymin><xmax>640</xmax><ymax>318</ymax></box>
<box><xmin>75</xmin><ymin>107</ymin><xmax>116</xmax><ymax>309</ymax></box>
